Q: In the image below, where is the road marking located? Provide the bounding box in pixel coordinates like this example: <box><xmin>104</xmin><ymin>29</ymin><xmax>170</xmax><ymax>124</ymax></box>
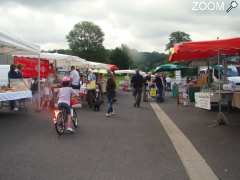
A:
<box><xmin>151</xmin><ymin>103</ymin><xmax>219</xmax><ymax>180</ymax></box>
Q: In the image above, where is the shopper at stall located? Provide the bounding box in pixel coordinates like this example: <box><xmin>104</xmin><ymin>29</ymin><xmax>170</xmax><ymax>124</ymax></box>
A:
<box><xmin>70</xmin><ymin>66</ymin><xmax>80</xmax><ymax>90</ymax></box>
<box><xmin>31</xmin><ymin>78</ymin><xmax>39</xmax><ymax>111</ymax></box>
<box><xmin>143</xmin><ymin>73</ymin><xmax>151</xmax><ymax>102</ymax></box>
<box><xmin>94</xmin><ymin>83</ymin><xmax>103</xmax><ymax>111</ymax></box>
<box><xmin>86</xmin><ymin>69</ymin><xmax>97</xmax><ymax>108</ymax></box>
<box><xmin>166</xmin><ymin>76</ymin><xmax>172</xmax><ymax>91</ymax></box>
<box><xmin>106</xmin><ymin>73</ymin><xmax>116</xmax><ymax>117</ymax></box>
<box><xmin>15</xmin><ymin>64</ymin><xmax>23</xmax><ymax>78</ymax></box>
<box><xmin>131</xmin><ymin>70</ymin><xmax>144</xmax><ymax>107</ymax></box>
<box><xmin>8</xmin><ymin>64</ymin><xmax>18</xmax><ymax>79</ymax></box>
<box><xmin>8</xmin><ymin>64</ymin><xmax>19</xmax><ymax>111</ymax></box>
<box><xmin>155</xmin><ymin>73</ymin><xmax>164</xmax><ymax>103</ymax></box>
<box><xmin>41</xmin><ymin>80</ymin><xmax>52</xmax><ymax>110</ymax></box>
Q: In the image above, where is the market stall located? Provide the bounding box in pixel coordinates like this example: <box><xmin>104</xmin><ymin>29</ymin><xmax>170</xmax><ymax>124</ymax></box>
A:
<box><xmin>86</xmin><ymin>61</ymin><xmax>109</xmax><ymax>70</ymax></box>
<box><xmin>154</xmin><ymin>64</ymin><xmax>186</xmax><ymax>73</ymax></box>
<box><xmin>0</xmin><ymin>32</ymin><xmax>40</xmax><ymax>110</ymax></box>
<box><xmin>115</xmin><ymin>70</ymin><xmax>146</xmax><ymax>91</ymax></box>
<box><xmin>170</xmin><ymin>37</ymin><xmax>240</xmax><ymax>124</ymax></box>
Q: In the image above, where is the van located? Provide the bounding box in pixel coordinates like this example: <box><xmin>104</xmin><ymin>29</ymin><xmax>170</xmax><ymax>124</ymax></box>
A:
<box><xmin>0</xmin><ymin>65</ymin><xmax>10</xmax><ymax>86</ymax></box>
<box><xmin>200</xmin><ymin>65</ymin><xmax>240</xmax><ymax>90</ymax></box>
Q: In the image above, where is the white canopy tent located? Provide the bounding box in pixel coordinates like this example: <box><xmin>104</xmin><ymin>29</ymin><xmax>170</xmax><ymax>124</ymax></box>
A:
<box><xmin>86</xmin><ymin>61</ymin><xmax>109</xmax><ymax>70</ymax></box>
<box><xmin>15</xmin><ymin>52</ymin><xmax>89</xmax><ymax>70</ymax></box>
<box><xmin>39</xmin><ymin>53</ymin><xmax>88</xmax><ymax>68</ymax></box>
<box><xmin>115</xmin><ymin>69</ymin><xmax>146</xmax><ymax>76</ymax></box>
<box><xmin>0</xmin><ymin>32</ymin><xmax>40</xmax><ymax>55</ymax></box>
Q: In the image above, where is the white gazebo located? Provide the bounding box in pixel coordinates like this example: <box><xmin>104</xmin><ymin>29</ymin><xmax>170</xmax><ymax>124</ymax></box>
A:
<box><xmin>0</xmin><ymin>32</ymin><xmax>41</xmax><ymax>108</ymax></box>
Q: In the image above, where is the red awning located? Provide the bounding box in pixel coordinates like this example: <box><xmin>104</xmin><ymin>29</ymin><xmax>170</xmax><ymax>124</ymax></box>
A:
<box><xmin>14</xmin><ymin>56</ymin><xmax>50</xmax><ymax>78</ymax></box>
<box><xmin>169</xmin><ymin>38</ymin><xmax>240</xmax><ymax>62</ymax></box>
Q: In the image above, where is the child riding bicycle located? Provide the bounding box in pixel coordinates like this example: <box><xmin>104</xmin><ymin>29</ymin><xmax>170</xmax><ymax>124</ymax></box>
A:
<box><xmin>57</xmin><ymin>76</ymin><xmax>79</xmax><ymax>133</ymax></box>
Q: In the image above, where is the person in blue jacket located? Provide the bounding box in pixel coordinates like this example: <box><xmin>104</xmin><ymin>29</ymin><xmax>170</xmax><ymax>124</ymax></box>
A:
<box><xmin>8</xmin><ymin>64</ymin><xmax>21</xmax><ymax>111</ymax></box>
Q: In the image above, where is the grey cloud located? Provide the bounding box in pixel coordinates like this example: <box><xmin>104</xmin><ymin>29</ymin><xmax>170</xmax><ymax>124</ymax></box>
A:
<box><xmin>1</xmin><ymin>0</ymin><xmax>78</xmax><ymax>8</ymax></box>
<box><xmin>0</xmin><ymin>0</ymin><xmax>239</xmax><ymax>52</ymax></box>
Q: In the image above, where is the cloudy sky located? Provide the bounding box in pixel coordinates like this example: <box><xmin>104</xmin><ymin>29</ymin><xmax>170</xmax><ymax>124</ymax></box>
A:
<box><xmin>0</xmin><ymin>0</ymin><xmax>239</xmax><ymax>52</ymax></box>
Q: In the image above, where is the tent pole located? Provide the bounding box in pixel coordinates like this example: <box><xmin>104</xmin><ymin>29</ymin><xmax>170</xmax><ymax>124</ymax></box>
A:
<box><xmin>217</xmin><ymin>50</ymin><xmax>228</xmax><ymax>125</ymax></box>
<box><xmin>38</xmin><ymin>54</ymin><xmax>41</xmax><ymax>111</ymax></box>
<box><xmin>218</xmin><ymin>50</ymin><xmax>221</xmax><ymax>114</ymax></box>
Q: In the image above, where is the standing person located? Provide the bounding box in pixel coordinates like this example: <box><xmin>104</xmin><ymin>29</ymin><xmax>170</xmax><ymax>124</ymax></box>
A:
<box><xmin>41</xmin><ymin>80</ymin><xmax>52</xmax><ymax>110</ymax></box>
<box><xmin>86</xmin><ymin>69</ymin><xmax>97</xmax><ymax>108</ymax></box>
<box><xmin>8</xmin><ymin>64</ymin><xmax>19</xmax><ymax>111</ymax></box>
<box><xmin>70</xmin><ymin>66</ymin><xmax>80</xmax><ymax>90</ymax></box>
<box><xmin>106</xmin><ymin>73</ymin><xmax>116</xmax><ymax>117</ymax></box>
<box><xmin>166</xmin><ymin>76</ymin><xmax>172</xmax><ymax>91</ymax></box>
<box><xmin>8</xmin><ymin>64</ymin><xmax>18</xmax><ymax>79</ymax></box>
<box><xmin>15</xmin><ymin>64</ymin><xmax>23</xmax><ymax>78</ymax></box>
<box><xmin>131</xmin><ymin>70</ymin><xmax>144</xmax><ymax>108</ymax></box>
<box><xmin>31</xmin><ymin>78</ymin><xmax>39</xmax><ymax>111</ymax></box>
<box><xmin>143</xmin><ymin>73</ymin><xmax>151</xmax><ymax>102</ymax></box>
<box><xmin>155</xmin><ymin>73</ymin><xmax>164</xmax><ymax>103</ymax></box>
<box><xmin>162</xmin><ymin>73</ymin><xmax>167</xmax><ymax>99</ymax></box>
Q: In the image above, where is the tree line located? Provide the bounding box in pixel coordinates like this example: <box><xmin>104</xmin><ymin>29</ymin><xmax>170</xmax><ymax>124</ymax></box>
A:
<box><xmin>47</xmin><ymin>21</ymin><xmax>191</xmax><ymax>71</ymax></box>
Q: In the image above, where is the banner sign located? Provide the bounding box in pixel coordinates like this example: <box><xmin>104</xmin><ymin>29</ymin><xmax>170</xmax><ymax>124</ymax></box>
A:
<box><xmin>195</xmin><ymin>92</ymin><xmax>211</xmax><ymax>110</ymax></box>
<box><xmin>14</xmin><ymin>56</ymin><xmax>50</xmax><ymax>78</ymax></box>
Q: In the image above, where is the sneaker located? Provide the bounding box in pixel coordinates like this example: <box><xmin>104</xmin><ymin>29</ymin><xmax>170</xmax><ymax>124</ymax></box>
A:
<box><xmin>66</xmin><ymin>127</ymin><xmax>75</xmax><ymax>133</ymax></box>
<box><xmin>106</xmin><ymin>113</ymin><xmax>111</xmax><ymax>117</ymax></box>
<box><xmin>111</xmin><ymin>111</ymin><xmax>116</xmax><ymax>116</ymax></box>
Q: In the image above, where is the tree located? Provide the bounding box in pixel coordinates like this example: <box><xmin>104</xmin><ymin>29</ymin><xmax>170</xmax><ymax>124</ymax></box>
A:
<box><xmin>134</xmin><ymin>51</ymin><xmax>168</xmax><ymax>72</ymax></box>
<box><xmin>109</xmin><ymin>45</ymin><xmax>133</xmax><ymax>69</ymax></box>
<box><xmin>166</xmin><ymin>31</ymin><xmax>191</xmax><ymax>51</ymax></box>
<box><xmin>66</xmin><ymin>21</ymin><xmax>106</xmax><ymax>62</ymax></box>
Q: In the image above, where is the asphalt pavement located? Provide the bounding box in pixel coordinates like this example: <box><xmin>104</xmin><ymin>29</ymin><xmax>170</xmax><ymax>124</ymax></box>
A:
<box><xmin>0</xmin><ymin>93</ymin><xmax>188</xmax><ymax>180</ymax></box>
<box><xmin>159</xmin><ymin>95</ymin><xmax>240</xmax><ymax>180</ymax></box>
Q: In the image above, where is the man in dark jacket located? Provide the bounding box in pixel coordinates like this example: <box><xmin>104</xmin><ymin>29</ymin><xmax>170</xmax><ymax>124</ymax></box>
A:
<box><xmin>8</xmin><ymin>64</ymin><xmax>18</xmax><ymax>79</ymax></box>
<box><xmin>106</xmin><ymin>73</ymin><xmax>116</xmax><ymax>117</ymax></box>
<box><xmin>131</xmin><ymin>70</ymin><xmax>144</xmax><ymax>107</ymax></box>
<box><xmin>155</xmin><ymin>73</ymin><xmax>164</xmax><ymax>102</ymax></box>
<box><xmin>8</xmin><ymin>64</ymin><xmax>19</xmax><ymax>111</ymax></box>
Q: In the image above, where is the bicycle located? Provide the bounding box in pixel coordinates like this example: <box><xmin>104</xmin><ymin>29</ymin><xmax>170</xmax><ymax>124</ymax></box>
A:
<box><xmin>53</xmin><ymin>99</ymin><xmax>79</xmax><ymax>136</ymax></box>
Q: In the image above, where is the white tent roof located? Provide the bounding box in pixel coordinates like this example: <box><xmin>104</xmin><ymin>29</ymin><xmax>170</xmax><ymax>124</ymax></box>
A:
<box><xmin>115</xmin><ymin>69</ymin><xmax>146</xmax><ymax>76</ymax></box>
<box><xmin>40</xmin><ymin>53</ymin><xmax>86</xmax><ymax>63</ymax></box>
<box><xmin>0</xmin><ymin>32</ymin><xmax>40</xmax><ymax>55</ymax></box>
<box><xmin>87</xmin><ymin>61</ymin><xmax>109</xmax><ymax>70</ymax></box>
<box><xmin>15</xmin><ymin>52</ymin><xmax>88</xmax><ymax>68</ymax></box>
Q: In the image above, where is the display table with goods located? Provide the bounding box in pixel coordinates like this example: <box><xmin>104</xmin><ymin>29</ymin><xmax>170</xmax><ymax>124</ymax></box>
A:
<box><xmin>0</xmin><ymin>79</ymin><xmax>32</xmax><ymax>110</ymax></box>
<box><xmin>0</xmin><ymin>89</ymin><xmax>32</xmax><ymax>102</ymax></box>
<box><xmin>177</xmin><ymin>82</ymin><xmax>189</xmax><ymax>106</ymax></box>
<box><xmin>195</xmin><ymin>90</ymin><xmax>233</xmax><ymax>110</ymax></box>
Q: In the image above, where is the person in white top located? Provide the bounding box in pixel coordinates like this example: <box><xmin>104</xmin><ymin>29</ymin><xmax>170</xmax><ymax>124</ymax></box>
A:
<box><xmin>41</xmin><ymin>80</ymin><xmax>52</xmax><ymax>110</ymax></box>
<box><xmin>166</xmin><ymin>76</ymin><xmax>172</xmax><ymax>90</ymax></box>
<box><xmin>70</xmin><ymin>66</ymin><xmax>80</xmax><ymax>89</ymax></box>
<box><xmin>58</xmin><ymin>76</ymin><xmax>78</xmax><ymax>132</ymax></box>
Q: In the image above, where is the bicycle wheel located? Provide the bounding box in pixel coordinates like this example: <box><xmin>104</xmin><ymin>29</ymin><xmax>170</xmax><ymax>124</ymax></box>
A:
<box><xmin>72</xmin><ymin>109</ymin><xmax>78</xmax><ymax>128</ymax></box>
<box><xmin>55</xmin><ymin>111</ymin><xmax>65</xmax><ymax>135</ymax></box>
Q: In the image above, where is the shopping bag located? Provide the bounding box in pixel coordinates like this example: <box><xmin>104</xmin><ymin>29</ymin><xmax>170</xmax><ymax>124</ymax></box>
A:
<box><xmin>150</xmin><ymin>88</ymin><xmax>157</xmax><ymax>97</ymax></box>
<box><xmin>87</xmin><ymin>81</ymin><xmax>96</xmax><ymax>90</ymax></box>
